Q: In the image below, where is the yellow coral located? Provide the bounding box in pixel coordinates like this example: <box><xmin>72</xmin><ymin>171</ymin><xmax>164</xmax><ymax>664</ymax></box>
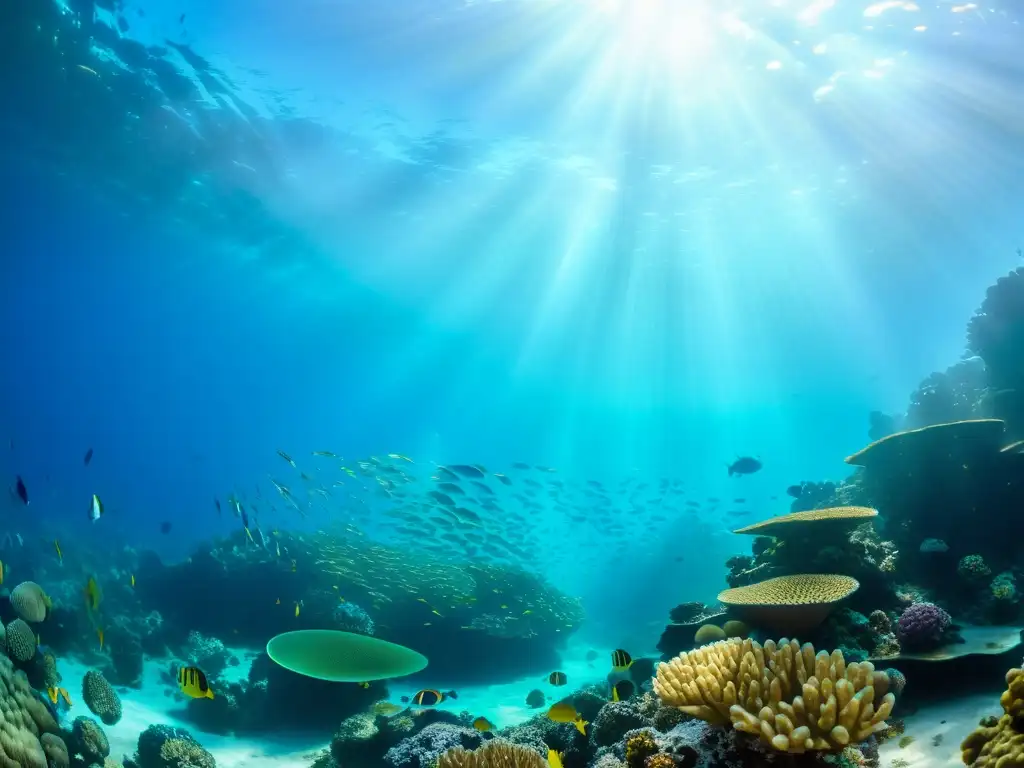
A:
<box><xmin>625</xmin><ymin>731</ymin><xmax>658</xmax><ymax>768</ymax></box>
<box><xmin>962</xmin><ymin>667</ymin><xmax>1024</xmax><ymax>766</ymax></box>
<box><xmin>732</xmin><ymin>507</ymin><xmax>878</xmax><ymax>537</ymax></box>
<box><xmin>437</xmin><ymin>742</ymin><xmax>546</xmax><ymax>768</ymax></box>
<box><xmin>653</xmin><ymin>637</ymin><xmax>895</xmax><ymax>753</ymax></box>
<box><xmin>694</xmin><ymin>625</ymin><xmax>726</xmax><ymax>644</ymax></box>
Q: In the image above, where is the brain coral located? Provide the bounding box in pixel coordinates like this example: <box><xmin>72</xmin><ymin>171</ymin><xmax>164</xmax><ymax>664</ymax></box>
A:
<box><xmin>6</xmin><ymin>619</ymin><xmax>36</xmax><ymax>662</ymax></box>
<box><xmin>962</xmin><ymin>666</ymin><xmax>1024</xmax><ymax>766</ymax></box>
<box><xmin>10</xmin><ymin>583</ymin><xmax>48</xmax><ymax>624</ymax></box>
<box><xmin>717</xmin><ymin>575</ymin><xmax>859</xmax><ymax>633</ymax></box>
<box><xmin>437</xmin><ymin>741</ymin><xmax>546</xmax><ymax>768</ymax></box>
<box><xmin>82</xmin><ymin>671</ymin><xmax>122</xmax><ymax>726</ymax></box>
<box><xmin>40</xmin><ymin>733</ymin><xmax>69</xmax><ymax>768</ymax></box>
<box><xmin>0</xmin><ymin>653</ymin><xmax>60</xmax><ymax>768</ymax></box>
<box><xmin>694</xmin><ymin>625</ymin><xmax>726</xmax><ymax>644</ymax></box>
<box><xmin>654</xmin><ymin>637</ymin><xmax>895</xmax><ymax>753</ymax></box>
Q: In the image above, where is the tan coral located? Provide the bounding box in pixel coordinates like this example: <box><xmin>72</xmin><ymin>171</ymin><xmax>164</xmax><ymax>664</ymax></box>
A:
<box><xmin>717</xmin><ymin>575</ymin><xmax>859</xmax><ymax>633</ymax></box>
<box><xmin>10</xmin><ymin>583</ymin><xmax>48</xmax><ymax>624</ymax></box>
<box><xmin>0</xmin><ymin>654</ymin><xmax>60</xmax><ymax>768</ymax></box>
<box><xmin>844</xmin><ymin>419</ymin><xmax>1004</xmax><ymax>468</ymax></box>
<box><xmin>962</xmin><ymin>667</ymin><xmax>1024</xmax><ymax>766</ymax></box>
<box><xmin>437</xmin><ymin>741</ymin><xmax>547</xmax><ymax>768</ymax></box>
<box><xmin>653</xmin><ymin>637</ymin><xmax>895</xmax><ymax>753</ymax></box>
<box><xmin>732</xmin><ymin>508</ymin><xmax>878</xmax><ymax>537</ymax></box>
<box><xmin>5</xmin><ymin>620</ymin><xmax>36</xmax><ymax>663</ymax></box>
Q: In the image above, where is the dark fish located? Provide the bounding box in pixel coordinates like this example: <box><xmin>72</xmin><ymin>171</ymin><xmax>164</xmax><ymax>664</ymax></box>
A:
<box><xmin>436</xmin><ymin>482</ymin><xmax>464</xmax><ymax>495</ymax></box>
<box><xmin>585</xmin><ymin>650</ymin><xmax>598</xmax><ymax>662</ymax></box>
<box><xmin>548</xmin><ymin>671</ymin><xmax>567</xmax><ymax>686</ymax></box>
<box><xmin>413</xmin><ymin>689</ymin><xmax>451</xmax><ymax>706</ymax></box>
<box><xmin>241</xmin><ymin>508</ymin><xmax>250</xmax><ymax>529</ymax></box>
<box><xmin>179</xmin><ymin>12</ymin><xmax>185</xmax><ymax>23</ymax></box>
<box><xmin>400</xmin><ymin>695</ymin><xmax>410</xmax><ymax>703</ymax></box>
<box><xmin>160</xmin><ymin>521</ymin><xmax>172</xmax><ymax>534</ymax></box>
<box><xmin>428</xmin><ymin>491</ymin><xmax>456</xmax><ymax>507</ymax></box>
<box><xmin>511</xmin><ymin>462</ymin><xmax>531</xmax><ymax>470</ymax></box>
<box><xmin>786</xmin><ymin>484</ymin><xmax>803</xmax><ymax>498</ymax></box>
<box><xmin>612</xmin><ymin>679</ymin><xmax>635</xmax><ymax>702</ymax></box>
<box><xmin>83</xmin><ymin>448</ymin><xmax>94</xmax><ymax>466</ymax></box>
<box><xmin>215</xmin><ymin>498</ymin><xmax>221</xmax><ymax>514</ymax></box>
<box><xmin>611</xmin><ymin>649</ymin><xmax>633</xmax><ymax>671</ymax></box>
<box><xmin>493</xmin><ymin>473</ymin><xmax>512</xmax><ymax>486</ymax></box>
<box><xmin>728</xmin><ymin>457</ymin><xmax>762</xmax><ymax>476</ymax></box>
<box><xmin>14</xmin><ymin>476</ymin><xmax>27</xmax><ymax>505</ymax></box>
<box><xmin>733</xmin><ymin>498</ymin><xmax>745</xmax><ymax>503</ymax></box>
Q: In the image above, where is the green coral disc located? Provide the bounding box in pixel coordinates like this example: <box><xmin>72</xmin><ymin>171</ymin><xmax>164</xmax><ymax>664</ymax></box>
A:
<box><xmin>266</xmin><ymin>629</ymin><xmax>428</xmax><ymax>682</ymax></box>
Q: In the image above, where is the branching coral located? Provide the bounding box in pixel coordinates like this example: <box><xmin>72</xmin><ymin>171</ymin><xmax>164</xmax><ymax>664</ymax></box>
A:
<box><xmin>653</xmin><ymin>637</ymin><xmax>895</xmax><ymax>753</ymax></box>
<box><xmin>961</xmin><ymin>666</ymin><xmax>1024</xmax><ymax>766</ymax></box>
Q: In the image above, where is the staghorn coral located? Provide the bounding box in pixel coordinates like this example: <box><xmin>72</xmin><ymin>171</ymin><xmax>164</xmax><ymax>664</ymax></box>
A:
<box><xmin>961</xmin><ymin>666</ymin><xmax>1024</xmax><ymax>766</ymax></box>
<box><xmin>653</xmin><ymin>637</ymin><xmax>895</xmax><ymax>753</ymax></box>
<box><xmin>717</xmin><ymin>574</ymin><xmax>859</xmax><ymax>634</ymax></box>
<box><xmin>436</xmin><ymin>741</ymin><xmax>545</xmax><ymax>768</ymax></box>
<box><xmin>6</xmin><ymin>620</ymin><xmax>36</xmax><ymax>662</ymax></box>
<box><xmin>82</xmin><ymin>671</ymin><xmax>122</xmax><ymax>726</ymax></box>
<box><xmin>40</xmin><ymin>733</ymin><xmax>68</xmax><ymax>768</ymax></box>
<box><xmin>10</xmin><ymin>583</ymin><xmax>48</xmax><ymax>624</ymax></box>
<box><xmin>70</xmin><ymin>717</ymin><xmax>109</xmax><ymax>762</ymax></box>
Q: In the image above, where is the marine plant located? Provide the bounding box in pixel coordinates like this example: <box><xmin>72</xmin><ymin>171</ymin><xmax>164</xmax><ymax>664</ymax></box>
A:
<box><xmin>653</xmin><ymin>637</ymin><xmax>895</xmax><ymax>753</ymax></box>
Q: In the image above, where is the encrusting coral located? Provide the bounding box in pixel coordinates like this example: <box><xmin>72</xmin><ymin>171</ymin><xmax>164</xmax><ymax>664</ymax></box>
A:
<box><xmin>961</xmin><ymin>666</ymin><xmax>1024</xmax><ymax>766</ymax></box>
<box><xmin>653</xmin><ymin>637</ymin><xmax>895</xmax><ymax>753</ymax></box>
<box><xmin>732</xmin><ymin>507</ymin><xmax>878</xmax><ymax>537</ymax></box>
<box><xmin>436</xmin><ymin>741</ymin><xmax>546</xmax><ymax>768</ymax></box>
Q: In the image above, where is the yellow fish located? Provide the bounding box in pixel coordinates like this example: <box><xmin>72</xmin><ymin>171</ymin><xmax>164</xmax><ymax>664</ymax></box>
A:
<box><xmin>97</xmin><ymin>628</ymin><xmax>104</xmax><ymax>650</ymax></box>
<box><xmin>83</xmin><ymin>576</ymin><xmax>101</xmax><ymax>612</ymax></box>
<box><xmin>472</xmin><ymin>717</ymin><xmax>495</xmax><ymax>732</ymax></box>
<box><xmin>59</xmin><ymin>688</ymin><xmax>72</xmax><ymax>706</ymax></box>
<box><xmin>130</xmin><ymin>574</ymin><xmax>135</xmax><ymax>588</ymax></box>
<box><xmin>547</xmin><ymin>702</ymin><xmax>587</xmax><ymax>736</ymax></box>
<box><xmin>177</xmin><ymin>666</ymin><xmax>215</xmax><ymax>700</ymax></box>
<box><xmin>54</xmin><ymin>540</ymin><xmax>63</xmax><ymax>564</ymax></box>
<box><xmin>358</xmin><ymin>682</ymin><xmax>370</xmax><ymax>689</ymax></box>
<box><xmin>0</xmin><ymin>559</ymin><xmax>4</xmax><ymax>585</ymax></box>
<box><xmin>548</xmin><ymin>751</ymin><xmax>563</xmax><ymax>768</ymax></box>
<box><xmin>294</xmin><ymin>602</ymin><xmax>301</xmax><ymax>618</ymax></box>
<box><xmin>47</xmin><ymin>687</ymin><xmax>58</xmax><ymax>704</ymax></box>
<box><xmin>275</xmin><ymin>598</ymin><xmax>281</xmax><ymax>605</ymax></box>
<box><xmin>244</xmin><ymin>527</ymin><xmax>254</xmax><ymax>544</ymax></box>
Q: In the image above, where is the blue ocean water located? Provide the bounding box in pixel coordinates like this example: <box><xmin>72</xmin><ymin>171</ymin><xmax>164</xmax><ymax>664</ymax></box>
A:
<box><xmin>3</xmin><ymin>0</ymin><xmax>1024</xmax><ymax>766</ymax></box>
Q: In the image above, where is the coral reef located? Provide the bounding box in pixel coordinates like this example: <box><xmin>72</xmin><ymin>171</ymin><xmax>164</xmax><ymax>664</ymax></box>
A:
<box><xmin>0</xmin><ymin>654</ymin><xmax>60</xmax><ymax>768</ymax></box>
<box><xmin>961</xmin><ymin>665</ymin><xmax>1024</xmax><ymax>766</ymax></box>
<box><xmin>82</xmin><ymin>670</ymin><xmax>122</xmax><ymax>726</ymax></box>
<box><xmin>136</xmin><ymin>726</ymin><xmax>215</xmax><ymax>768</ymax></box>
<box><xmin>384</xmin><ymin>723</ymin><xmax>485</xmax><ymax>768</ymax></box>
<box><xmin>437</xmin><ymin>742</ymin><xmax>546</xmax><ymax>768</ymax></box>
<box><xmin>654</xmin><ymin>637</ymin><xmax>895</xmax><ymax>752</ymax></box>
<box><xmin>7</xmin><ymin>619</ymin><xmax>36</xmax><ymax>662</ymax></box>
<box><xmin>69</xmin><ymin>716</ymin><xmax>110</xmax><ymax>763</ymax></box>
<box><xmin>895</xmin><ymin>602</ymin><xmax>952</xmax><ymax>651</ymax></box>
<box><xmin>40</xmin><ymin>733</ymin><xmax>69</xmax><ymax>768</ymax></box>
<box><xmin>183</xmin><ymin>631</ymin><xmax>229</xmax><ymax>678</ymax></box>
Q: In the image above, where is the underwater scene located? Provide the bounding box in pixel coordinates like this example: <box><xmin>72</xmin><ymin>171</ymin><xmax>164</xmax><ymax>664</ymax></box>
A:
<box><xmin>4</xmin><ymin>0</ymin><xmax>1024</xmax><ymax>768</ymax></box>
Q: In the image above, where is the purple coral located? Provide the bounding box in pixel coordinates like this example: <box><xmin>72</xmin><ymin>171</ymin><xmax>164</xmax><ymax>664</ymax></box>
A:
<box><xmin>896</xmin><ymin>602</ymin><xmax>951</xmax><ymax>651</ymax></box>
<box><xmin>384</xmin><ymin>723</ymin><xmax>483</xmax><ymax>768</ymax></box>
